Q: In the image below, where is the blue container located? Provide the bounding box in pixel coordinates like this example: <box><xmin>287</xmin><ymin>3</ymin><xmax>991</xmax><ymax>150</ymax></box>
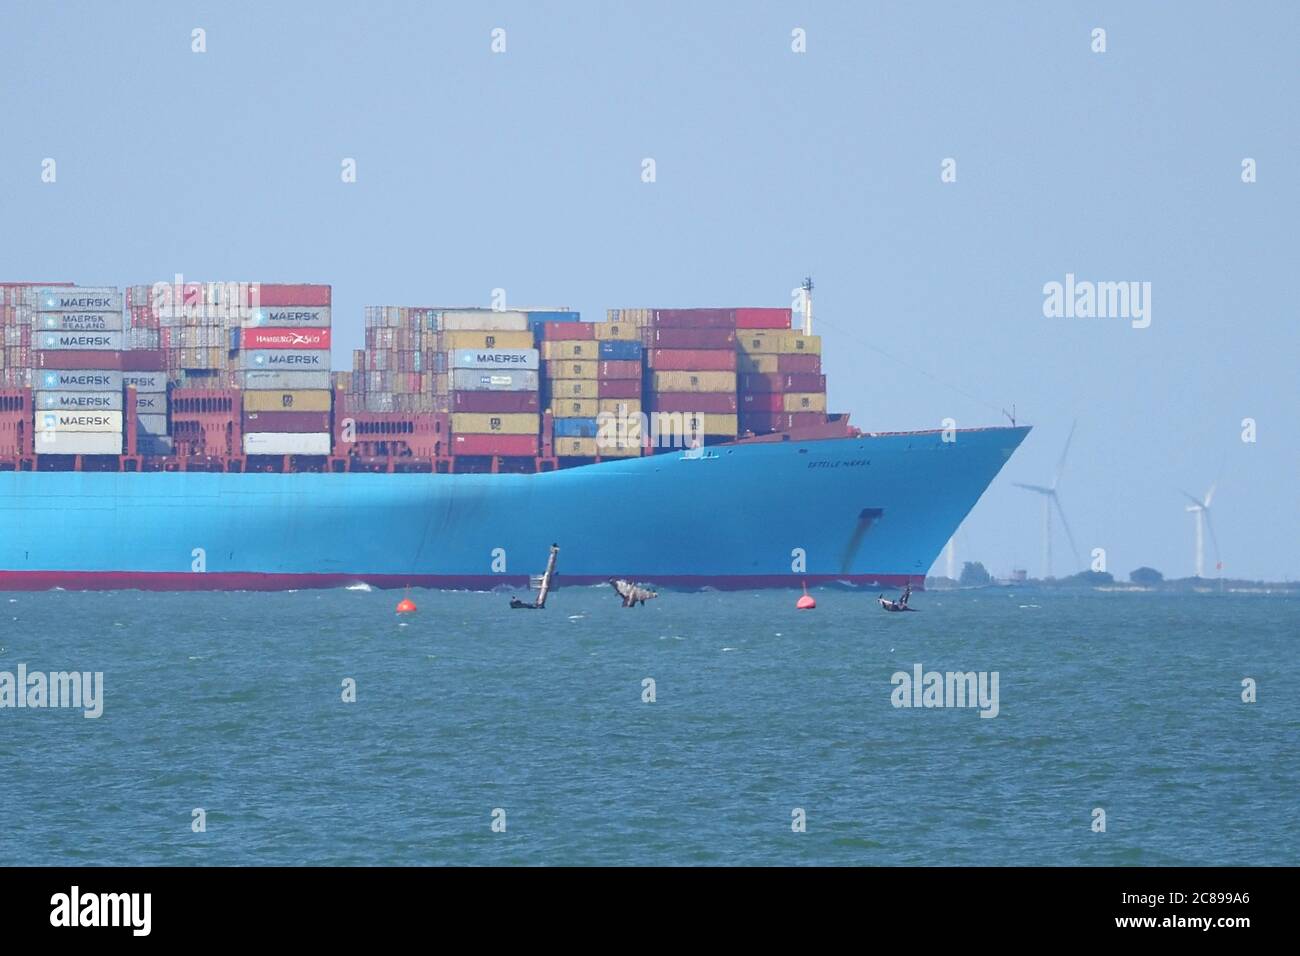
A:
<box><xmin>527</xmin><ymin>310</ymin><xmax>581</xmax><ymax>331</ymax></box>
<box><xmin>552</xmin><ymin>416</ymin><xmax>600</xmax><ymax>438</ymax></box>
<box><xmin>599</xmin><ymin>340</ymin><xmax>642</xmax><ymax>360</ymax></box>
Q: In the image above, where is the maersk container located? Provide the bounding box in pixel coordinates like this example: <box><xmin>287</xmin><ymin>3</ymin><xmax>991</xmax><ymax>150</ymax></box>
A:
<box><xmin>597</xmin><ymin>339</ymin><xmax>641</xmax><ymax>360</ymax></box>
<box><xmin>37</xmin><ymin>331</ymin><xmax>124</xmax><ymax>351</ymax></box>
<box><xmin>241</xmin><ymin>349</ymin><xmax>328</xmax><ymax>370</ymax></box>
<box><xmin>243</xmin><ymin>432</ymin><xmax>332</xmax><ymax>455</ymax></box>
<box><xmin>38</xmin><ymin>312</ymin><xmax>124</xmax><ymax>331</ymax></box>
<box><xmin>34</xmin><ymin>287</ymin><xmax>122</xmax><ymax>312</ymax></box>
<box><xmin>34</xmin><ymin>431</ymin><xmax>123</xmax><ymax>455</ymax></box>
<box><xmin>36</xmin><ymin>410</ymin><xmax>122</xmax><ymax>433</ymax></box>
<box><xmin>450</xmin><ymin>368</ymin><xmax>538</xmax><ymax>392</ymax></box>
<box><xmin>37</xmin><ymin>369</ymin><xmax>122</xmax><ymax>391</ymax></box>
<box><xmin>242</xmin><ymin>305</ymin><xmax>332</xmax><ymax>328</ymax></box>
<box><xmin>35</xmin><ymin>390</ymin><xmax>123</xmax><ymax>411</ymax></box>
<box><xmin>440</xmin><ymin>311</ymin><xmax>529</xmax><ymax>331</ymax></box>
<box><xmin>136</xmin><ymin>413</ymin><xmax>169</xmax><ymax>437</ymax></box>
<box><xmin>552</xmin><ymin>417</ymin><xmax>599</xmax><ymax>438</ymax></box>
<box><xmin>443</xmin><ymin>330</ymin><xmax>534</xmax><ymax>350</ymax></box>
<box><xmin>134</xmin><ymin>392</ymin><xmax>166</xmax><ymax>414</ymax></box>
<box><xmin>243</xmin><ymin>390</ymin><xmax>332</xmax><ymax>412</ymax></box>
<box><xmin>121</xmin><ymin>371</ymin><xmax>168</xmax><ymax>393</ymax></box>
<box><xmin>451</xmin><ymin>348</ymin><xmax>539</xmax><ymax>370</ymax></box>
<box><xmin>239</xmin><ymin>369</ymin><xmax>332</xmax><ymax>391</ymax></box>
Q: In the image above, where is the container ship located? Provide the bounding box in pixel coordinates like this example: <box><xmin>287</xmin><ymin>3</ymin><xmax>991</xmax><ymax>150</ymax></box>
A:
<box><xmin>0</xmin><ymin>280</ymin><xmax>1028</xmax><ymax>591</ymax></box>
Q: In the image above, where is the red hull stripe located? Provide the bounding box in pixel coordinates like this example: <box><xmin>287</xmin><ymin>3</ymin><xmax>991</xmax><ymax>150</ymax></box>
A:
<box><xmin>0</xmin><ymin>571</ymin><xmax>924</xmax><ymax>592</ymax></box>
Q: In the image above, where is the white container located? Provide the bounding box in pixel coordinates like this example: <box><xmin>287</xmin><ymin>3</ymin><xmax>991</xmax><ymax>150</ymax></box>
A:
<box><xmin>240</xmin><ymin>349</ymin><xmax>328</xmax><ymax>370</ymax></box>
<box><xmin>37</xmin><ymin>369</ymin><xmax>123</xmax><ymax>391</ymax></box>
<box><xmin>451</xmin><ymin>348</ymin><xmax>539</xmax><ymax>370</ymax></box>
<box><xmin>450</xmin><ymin>369</ymin><xmax>538</xmax><ymax>392</ymax></box>
<box><xmin>35</xmin><ymin>390</ymin><xmax>123</xmax><ymax>411</ymax></box>
<box><xmin>36</xmin><ymin>330</ymin><xmax>124</xmax><ymax>351</ymax></box>
<box><xmin>34</xmin><ymin>431</ymin><xmax>123</xmax><ymax>455</ymax></box>
<box><xmin>121</xmin><ymin>371</ymin><xmax>168</xmax><ymax>393</ymax></box>
<box><xmin>33</xmin><ymin>287</ymin><xmax>122</xmax><ymax>312</ymax></box>
<box><xmin>439</xmin><ymin>310</ymin><xmax>529</xmax><ymax>331</ymax></box>
<box><xmin>243</xmin><ymin>432</ymin><xmax>332</xmax><ymax>455</ymax></box>
<box><xmin>242</xmin><ymin>306</ymin><xmax>332</xmax><ymax>328</ymax></box>
<box><xmin>239</xmin><ymin>369</ymin><xmax>332</xmax><ymax>390</ymax></box>
<box><xmin>36</xmin><ymin>410</ymin><xmax>123</xmax><ymax>433</ymax></box>
<box><xmin>37</xmin><ymin>311</ymin><xmax>124</xmax><ymax>331</ymax></box>
<box><xmin>134</xmin><ymin>392</ymin><xmax>166</xmax><ymax>414</ymax></box>
<box><xmin>136</xmin><ymin>413</ymin><xmax>169</xmax><ymax>436</ymax></box>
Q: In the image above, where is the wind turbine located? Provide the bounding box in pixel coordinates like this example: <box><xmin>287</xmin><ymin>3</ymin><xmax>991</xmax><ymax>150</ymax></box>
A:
<box><xmin>1013</xmin><ymin>421</ymin><xmax>1082</xmax><ymax>579</ymax></box>
<box><xmin>1181</xmin><ymin>482</ymin><xmax>1220</xmax><ymax>578</ymax></box>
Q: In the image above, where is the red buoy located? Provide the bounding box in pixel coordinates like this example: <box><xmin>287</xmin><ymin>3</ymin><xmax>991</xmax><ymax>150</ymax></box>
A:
<box><xmin>796</xmin><ymin>581</ymin><xmax>816</xmax><ymax>610</ymax></box>
<box><xmin>396</xmin><ymin>598</ymin><xmax>417</xmax><ymax>614</ymax></box>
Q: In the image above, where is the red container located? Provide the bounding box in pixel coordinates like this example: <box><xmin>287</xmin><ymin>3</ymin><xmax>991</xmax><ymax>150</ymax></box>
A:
<box><xmin>740</xmin><ymin>411</ymin><xmax>827</xmax><ymax>433</ymax></box>
<box><xmin>451</xmin><ymin>433</ymin><xmax>539</xmax><ymax>456</ymax></box>
<box><xmin>647</xmin><ymin>348</ymin><xmax>736</xmax><ymax>371</ymax></box>
<box><xmin>596</xmin><ymin>379</ymin><xmax>641</xmax><ymax>399</ymax></box>
<box><xmin>243</xmin><ymin>411</ymin><xmax>331</xmax><ymax>432</ymax></box>
<box><xmin>122</xmin><ymin>349</ymin><xmax>166</xmax><ymax>371</ymax></box>
<box><xmin>597</xmin><ymin>360</ymin><xmax>640</xmax><ymax>380</ymax></box>
<box><xmin>646</xmin><ymin>328</ymin><xmax>736</xmax><ymax>350</ymax></box>
<box><xmin>245</xmin><ymin>284</ymin><xmax>332</xmax><ymax>307</ymax></box>
<box><xmin>740</xmin><ymin>372</ymin><xmax>826</xmax><ymax>392</ymax></box>
<box><xmin>777</xmin><ymin>353</ymin><xmax>821</xmax><ymax>374</ymax></box>
<box><xmin>451</xmin><ymin>390</ymin><xmax>540</xmax><ymax>413</ymax></box>
<box><xmin>539</xmin><ymin>322</ymin><xmax>594</xmax><ymax>340</ymax></box>
<box><xmin>650</xmin><ymin>309</ymin><xmax>736</xmax><ymax>328</ymax></box>
<box><xmin>735</xmin><ymin>308</ymin><xmax>792</xmax><ymax>329</ymax></box>
<box><xmin>649</xmin><ymin>392</ymin><xmax>738</xmax><ymax>414</ymax></box>
<box><xmin>241</xmin><ymin>327</ymin><xmax>331</xmax><ymax>350</ymax></box>
<box><xmin>36</xmin><ymin>350</ymin><xmax>123</xmax><ymax>370</ymax></box>
<box><xmin>739</xmin><ymin>392</ymin><xmax>784</xmax><ymax>412</ymax></box>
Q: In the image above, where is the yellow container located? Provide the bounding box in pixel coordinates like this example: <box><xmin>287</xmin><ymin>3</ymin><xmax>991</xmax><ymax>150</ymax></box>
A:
<box><xmin>680</xmin><ymin>413</ymin><xmax>738</xmax><ymax>435</ymax></box>
<box><xmin>552</xmin><ymin>398</ymin><xmax>598</xmax><ymax>417</ymax></box>
<box><xmin>783</xmin><ymin>392</ymin><xmax>827</xmax><ymax>413</ymax></box>
<box><xmin>736</xmin><ymin>331</ymin><xmax>822</xmax><ymax>355</ymax></box>
<box><xmin>737</xmin><ymin>354</ymin><xmax>778</xmax><ymax>374</ymax></box>
<box><xmin>605</xmin><ymin>308</ymin><xmax>651</xmax><ymax>326</ymax></box>
<box><xmin>444</xmin><ymin>330</ymin><xmax>535</xmax><ymax>350</ymax></box>
<box><xmin>545</xmin><ymin>359</ymin><xmax>598</xmax><ymax>380</ymax></box>
<box><xmin>555</xmin><ymin>436</ymin><xmax>599</xmax><ymax>457</ymax></box>
<box><xmin>450</xmin><ymin>413</ymin><xmax>539</xmax><ymax>435</ymax></box>
<box><xmin>541</xmin><ymin>340</ymin><xmax>599</xmax><ymax>360</ymax></box>
<box><xmin>598</xmin><ymin>398</ymin><xmax>641</xmax><ymax>416</ymax></box>
<box><xmin>548</xmin><ymin>379</ymin><xmax>598</xmax><ymax>399</ymax></box>
<box><xmin>650</xmin><ymin>371</ymin><xmax>737</xmax><ymax>393</ymax></box>
<box><xmin>243</xmin><ymin>390</ymin><xmax>332</xmax><ymax>412</ymax></box>
<box><xmin>593</xmin><ymin>322</ymin><xmax>641</xmax><ymax>341</ymax></box>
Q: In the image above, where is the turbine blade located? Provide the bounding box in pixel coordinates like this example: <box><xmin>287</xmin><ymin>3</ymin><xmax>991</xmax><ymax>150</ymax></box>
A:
<box><xmin>1013</xmin><ymin>483</ymin><xmax>1053</xmax><ymax>494</ymax></box>
<box><xmin>1204</xmin><ymin>483</ymin><xmax>1216</xmax><ymax>507</ymax></box>
<box><xmin>1052</xmin><ymin>420</ymin><xmax>1077</xmax><ymax>490</ymax></box>
<box><xmin>1052</xmin><ymin>494</ymin><xmax>1082</xmax><ymax>570</ymax></box>
<box><xmin>1179</xmin><ymin>490</ymin><xmax>1206</xmax><ymax>509</ymax></box>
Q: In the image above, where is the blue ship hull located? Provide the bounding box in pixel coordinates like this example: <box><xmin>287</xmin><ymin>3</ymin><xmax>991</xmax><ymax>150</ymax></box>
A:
<box><xmin>0</xmin><ymin>427</ymin><xmax>1029</xmax><ymax>590</ymax></box>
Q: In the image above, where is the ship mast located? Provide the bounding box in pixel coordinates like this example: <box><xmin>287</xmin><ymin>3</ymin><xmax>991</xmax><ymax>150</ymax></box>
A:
<box><xmin>801</xmin><ymin>276</ymin><xmax>814</xmax><ymax>336</ymax></box>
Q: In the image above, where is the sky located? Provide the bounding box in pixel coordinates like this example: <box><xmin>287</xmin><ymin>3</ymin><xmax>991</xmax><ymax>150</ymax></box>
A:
<box><xmin>1</xmin><ymin>2</ymin><xmax>1296</xmax><ymax>581</ymax></box>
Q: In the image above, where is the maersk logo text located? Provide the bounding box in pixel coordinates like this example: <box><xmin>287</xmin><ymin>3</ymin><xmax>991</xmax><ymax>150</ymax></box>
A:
<box><xmin>890</xmin><ymin>664</ymin><xmax>999</xmax><ymax>718</ymax></box>
<box><xmin>1042</xmin><ymin>273</ymin><xmax>1151</xmax><ymax>328</ymax></box>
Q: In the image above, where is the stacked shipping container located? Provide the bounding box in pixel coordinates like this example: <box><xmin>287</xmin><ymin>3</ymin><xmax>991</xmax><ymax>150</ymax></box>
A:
<box><xmin>734</xmin><ymin>312</ymin><xmax>826</xmax><ymax>434</ymax></box>
<box><xmin>448</xmin><ymin>310</ymin><xmax>540</xmax><ymax>458</ymax></box>
<box><xmin>350</xmin><ymin>306</ymin><xmax>446</xmax><ymax>414</ymax></box>
<box><xmin>32</xmin><ymin>287</ymin><xmax>126</xmax><ymax>456</ymax></box>
<box><xmin>642</xmin><ymin>308</ymin><xmax>739</xmax><ymax>448</ymax></box>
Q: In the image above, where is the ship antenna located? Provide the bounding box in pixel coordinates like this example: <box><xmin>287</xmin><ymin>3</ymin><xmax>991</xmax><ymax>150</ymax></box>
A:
<box><xmin>801</xmin><ymin>276</ymin><xmax>814</xmax><ymax>336</ymax></box>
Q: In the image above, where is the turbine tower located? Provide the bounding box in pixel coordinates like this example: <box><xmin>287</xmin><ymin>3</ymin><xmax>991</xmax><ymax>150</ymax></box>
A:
<box><xmin>1013</xmin><ymin>421</ymin><xmax>1082</xmax><ymax>579</ymax></box>
<box><xmin>1182</xmin><ymin>483</ymin><xmax>1220</xmax><ymax>578</ymax></box>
